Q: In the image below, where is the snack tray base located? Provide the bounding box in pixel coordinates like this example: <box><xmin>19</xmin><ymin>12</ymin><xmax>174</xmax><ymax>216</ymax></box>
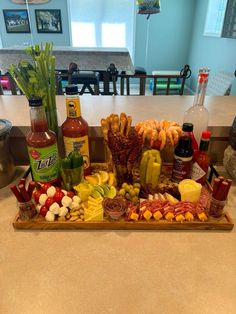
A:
<box><xmin>13</xmin><ymin>212</ymin><xmax>234</xmax><ymax>231</ymax></box>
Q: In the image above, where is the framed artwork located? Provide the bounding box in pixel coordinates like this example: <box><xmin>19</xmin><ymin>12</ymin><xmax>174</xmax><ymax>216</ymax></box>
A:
<box><xmin>11</xmin><ymin>0</ymin><xmax>51</xmax><ymax>3</ymax></box>
<box><xmin>35</xmin><ymin>9</ymin><xmax>62</xmax><ymax>33</ymax></box>
<box><xmin>3</xmin><ymin>9</ymin><xmax>31</xmax><ymax>33</ymax></box>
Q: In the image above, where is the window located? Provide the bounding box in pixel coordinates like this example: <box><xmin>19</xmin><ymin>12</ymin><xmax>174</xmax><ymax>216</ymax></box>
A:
<box><xmin>204</xmin><ymin>0</ymin><xmax>228</xmax><ymax>37</ymax></box>
<box><xmin>68</xmin><ymin>0</ymin><xmax>135</xmax><ymax>57</ymax></box>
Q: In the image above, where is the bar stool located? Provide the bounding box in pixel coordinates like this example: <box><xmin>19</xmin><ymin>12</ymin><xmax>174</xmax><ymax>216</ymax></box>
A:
<box><xmin>68</xmin><ymin>63</ymin><xmax>99</xmax><ymax>95</ymax></box>
<box><xmin>120</xmin><ymin>66</ymin><xmax>147</xmax><ymax>95</ymax></box>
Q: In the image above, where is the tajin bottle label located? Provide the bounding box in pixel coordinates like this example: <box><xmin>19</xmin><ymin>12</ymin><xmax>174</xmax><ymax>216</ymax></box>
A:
<box><xmin>66</xmin><ymin>97</ymin><xmax>81</xmax><ymax>118</ymax></box>
<box><xmin>27</xmin><ymin>143</ymin><xmax>59</xmax><ymax>182</ymax></box>
<box><xmin>63</xmin><ymin>135</ymin><xmax>90</xmax><ymax>169</ymax></box>
<box><xmin>172</xmin><ymin>156</ymin><xmax>192</xmax><ymax>181</ymax></box>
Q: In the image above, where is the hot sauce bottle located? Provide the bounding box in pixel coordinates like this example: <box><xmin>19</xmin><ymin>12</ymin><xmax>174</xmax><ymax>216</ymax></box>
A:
<box><xmin>26</xmin><ymin>97</ymin><xmax>60</xmax><ymax>183</ymax></box>
<box><xmin>191</xmin><ymin>130</ymin><xmax>211</xmax><ymax>184</ymax></box>
<box><xmin>61</xmin><ymin>85</ymin><xmax>91</xmax><ymax>175</ymax></box>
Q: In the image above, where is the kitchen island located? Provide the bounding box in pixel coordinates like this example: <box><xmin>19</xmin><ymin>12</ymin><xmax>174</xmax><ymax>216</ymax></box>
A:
<box><xmin>0</xmin><ymin>93</ymin><xmax>236</xmax><ymax>313</ymax></box>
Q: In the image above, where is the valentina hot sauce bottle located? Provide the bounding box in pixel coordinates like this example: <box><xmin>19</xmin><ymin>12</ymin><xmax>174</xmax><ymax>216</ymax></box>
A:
<box><xmin>61</xmin><ymin>85</ymin><xmax>91</xmax><ymax>175</ymax></box>
<box><xmin>26</xmin><ymin>97</ymin><xmax>60</xmax><ymax>184</ymax></box>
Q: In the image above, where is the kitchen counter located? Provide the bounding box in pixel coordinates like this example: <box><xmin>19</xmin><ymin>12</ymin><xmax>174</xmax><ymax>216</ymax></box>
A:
<box><xmin>0</xmin><ymin>47</ymin><xmax>134</xmax><ymax>73</ymax></box>
<box><xmin>0</xmin><ymin>95</ymin><xmax>235</xmax><ymax>163</ymax></box>
<box><xmin>0</xmin><ymin>166</ymin><xmax>235</xmax><ymax>314</ymax></box>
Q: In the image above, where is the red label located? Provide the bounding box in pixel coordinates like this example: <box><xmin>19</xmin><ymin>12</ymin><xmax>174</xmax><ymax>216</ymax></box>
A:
<box><xmin>30</xmin><ymin>149</ymin><xmax>40</xmax><ymax>160</ymax></box>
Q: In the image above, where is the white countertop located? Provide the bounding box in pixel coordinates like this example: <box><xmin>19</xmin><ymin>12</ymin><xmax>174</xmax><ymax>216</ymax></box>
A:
<box><xmin>1</xmin><ymin>95</ymin><xmax>235</xmax><ymax>137</ymax></box>
<box><xmin>0</xmin><ymin>166</ymin><xmax>235</xmax><ymax>314</ymax></box>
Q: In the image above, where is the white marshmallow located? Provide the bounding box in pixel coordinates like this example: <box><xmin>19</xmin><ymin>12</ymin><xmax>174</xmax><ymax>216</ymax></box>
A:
<box><xmin>39</xmin><ymin>193</ymin><xmax>48</xmax><ymax>206</ymax></box>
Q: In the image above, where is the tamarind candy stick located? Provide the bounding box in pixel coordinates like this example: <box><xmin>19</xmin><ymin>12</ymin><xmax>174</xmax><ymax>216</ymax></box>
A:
<box><xmin>28</xmin><ymin>181</ymin><xmax>36</xmax><ymax>198</ymax></box>
<box><xmin>18</xmin><ymin>184</ymin><xmax>31</xmax><ymax>202</ymax></box>
<box><xmin>215</xmin><ymin>181</ymin><xmax>229</xmax><ymax>201</ymax></box>
<box><xmin>212</xmin><ymin>178</ymin><xmax>221</xmax><ymax>198</ymax></box>
<box><xmin>10</xmin><ymin>185</ymin><xmax>24</xmax><ymax>202</ymax></box>
<box><xmin>218</xmin><ymin>176</ymin><xmax>224</xmax><ymax>183</ymax></box>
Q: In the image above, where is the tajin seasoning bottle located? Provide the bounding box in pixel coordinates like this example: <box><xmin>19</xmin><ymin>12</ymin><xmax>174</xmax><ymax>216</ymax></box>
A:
<box><xmin>26</xmin><ymin>97</ymin><xmax>60</xmax><ymax>183</ymax></box>
<box><xmin>61</xmin><ymin>85</ymin><xmax>91</xmax><ymax>175</ymax></box>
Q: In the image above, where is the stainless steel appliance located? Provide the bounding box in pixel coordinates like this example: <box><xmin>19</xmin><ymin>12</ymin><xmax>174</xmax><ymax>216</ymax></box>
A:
<box><xmin>0</xmin><ymin>119</ymin><xmax>15</xmax><ymax>188</ymax></box>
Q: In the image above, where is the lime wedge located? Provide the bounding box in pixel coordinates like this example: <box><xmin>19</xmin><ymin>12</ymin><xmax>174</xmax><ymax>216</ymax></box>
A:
<box><xmin>94</xmin><ymin>185</ymin><xmax>105</xmax><ymax>196</ymax></box>
<box><xmin>91</xmin><ymin>189</ymin><xmax>103</xmax><ymax>199</ymax></box>
<box><xmin>107</xmin><ymin>186</ymin><xmax>117</xmax><ymax>199</ymax></box>
<box><xmin>101</xmin><ymin>184</ymin><xmax>110</xmax><ymax>197</ymax></box>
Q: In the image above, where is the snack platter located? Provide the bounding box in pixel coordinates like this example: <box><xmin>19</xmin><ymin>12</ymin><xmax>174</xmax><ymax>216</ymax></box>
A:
<box><xmin>11</xmin><ymin>112</ymin><xmax>234</xmax><ymax>232</ymax></box>
<box><xmin>13</xmin><ymin>212</ymin><xmax>233</xmax><ymax>231</ymax></box>
<box><xmin>12</xmin><ymin>164</ymin><xmax>234</xmax><ymax>231</ymax></box>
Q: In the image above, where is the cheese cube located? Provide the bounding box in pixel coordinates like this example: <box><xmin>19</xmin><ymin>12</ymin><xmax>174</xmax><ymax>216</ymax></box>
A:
<box><xmin>175</xmin><ymin>214</ymin><xmax>185</xmax><ymax>222</ymax></box>
<box><xmin>165</xmin><ymin>212</ymin><xmax>174</xmax><ymax>221</ymax></box>
<box><xmin>153</xmin><ymin>211</ymin><xmax>163</xmax><ymax>221</ymax></box>
<box><xmin>130</xmin><ymin>212</ymin><xmax>139</xmax><ymax>221</ymax></box>
<box><xmin>185</xmin><ymin>211</ymin><xmax>194</xmax><ymax>221</ymax></box>
<box><xmin>143</xmin><ymin>210</ymin><xmax>152</xmax><ymax>221</ymax></box>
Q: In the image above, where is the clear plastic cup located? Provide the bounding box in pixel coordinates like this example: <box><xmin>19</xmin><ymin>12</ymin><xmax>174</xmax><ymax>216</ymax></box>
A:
<box><xmin>209</xmin><ymin>197</ymin><xmax>227</xmax><ymax>218</ymax></box>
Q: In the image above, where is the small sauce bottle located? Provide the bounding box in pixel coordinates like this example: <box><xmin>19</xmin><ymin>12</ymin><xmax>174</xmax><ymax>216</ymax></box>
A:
<box><xmin>191</xmin><ymin>130</ymin><xmax>211</xmax><ymax>184</ymax></box>
<box><xmin>182</xmin><ymin>122</ymin><xmax>198</xmax><ymax>159</ymax></box>
<box><xmin>61</xmin><ymin>85</ymin><xmax>91</xmax><ymax>175</ymax></box>
<box><xmin>172</xmin><ymin>136</ymin><xmax>193</xmax><ymax>182</ymax></box>
<box><xmin>26</xmin><ymin>97</ymin><xmax>60</xmax><ymax>183</ymax></box>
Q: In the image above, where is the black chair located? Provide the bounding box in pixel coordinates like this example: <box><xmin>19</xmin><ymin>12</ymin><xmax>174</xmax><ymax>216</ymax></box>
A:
<box><xmin>68</xmin><ymin>62</ymin><xmax>99</xmax><ymax>95</ymax></box>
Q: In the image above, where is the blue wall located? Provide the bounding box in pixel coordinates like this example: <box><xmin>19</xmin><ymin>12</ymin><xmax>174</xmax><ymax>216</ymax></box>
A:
<box><xmin>134</xmin><ymin>0</ymin><xmax>196</xmax><ymax>73</ymax></box>
<box><xmin>0</xmin><ymin>0</ymin><xmax>70</xmax><ymax>47</ymax></box>
<box><xmin>187</xmin><ymin>0</ymin><xmax>236</xmax><ymax>94</ymax></box>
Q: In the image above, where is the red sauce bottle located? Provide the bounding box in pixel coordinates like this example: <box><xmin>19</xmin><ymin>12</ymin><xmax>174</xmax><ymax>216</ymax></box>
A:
<box><xmin>182</xmin><ymin>123</ymin><xmax>198</xmax><ymax>159</ymax></box>
<box><xmin>191</xmin><ymin>130</ymin><xmax>211</xmax><ymax>184</ymax></box>
<box><xmin>26</xmin><ymin>97</ymin><xmax>60</xmax><ymax>183</ymax></box>
<box><xmin>61</xmin><ymin>85</ymin><xmax>91</xmax><ymax>175</ymax></box>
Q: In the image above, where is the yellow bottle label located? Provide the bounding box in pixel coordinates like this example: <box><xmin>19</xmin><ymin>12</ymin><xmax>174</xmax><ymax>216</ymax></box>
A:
<box><xmin>63</xmin><ymin>135</ymin><xmax>90</xmax><ymax>169</ymax></box>
<box><xmin>66</xmin><ymin>97</ymin><xmax>81</xmax><ymax>118</ymax></box>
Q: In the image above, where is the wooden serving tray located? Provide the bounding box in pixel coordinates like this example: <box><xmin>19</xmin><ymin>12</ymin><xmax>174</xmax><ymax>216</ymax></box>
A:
<box><xmin>13</xmin><ymin>212</ymin><xmax>234</xmax><ymax>231</ymax></box>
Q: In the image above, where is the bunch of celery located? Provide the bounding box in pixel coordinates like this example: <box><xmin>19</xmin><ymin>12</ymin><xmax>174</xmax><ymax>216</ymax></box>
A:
<box><xmin>9</xmin><ymin>42</ymin><xmax>58</xmax><ymax>134</ymax></box>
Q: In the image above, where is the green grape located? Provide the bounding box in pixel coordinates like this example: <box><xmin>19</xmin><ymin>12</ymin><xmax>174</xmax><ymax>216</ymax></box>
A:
<box><xmin>118</xmin><ymin>188</ymin><xmax>126</xmax><ymax>196</ymax></box>
<box><xmin>134</xmin><ymin>187</ymin><xmax>140</xmax><ymax>196</ymax></box>
<box><xmin>122</xmin><ymin>182</ymin><xmax>128</xmax><ymax>189</ymax></box>
<box><xmin>129</xmin><ymin>189</ymin><xmax>135</xmax><ymax>197</ymax></box>
<box><xmin>125</xmin><ymin>193</ymin><xmax>131</xmax><ymax>200</ymax></box>
<box><xmin>133</xmin><ymin>183</ymin><xmax>141</xmax><ymax>189</ymax></box>
<box><xmin>131</xmin><ymin>196</ymin><xmax>139</xmax><ymax>204</ymax></box>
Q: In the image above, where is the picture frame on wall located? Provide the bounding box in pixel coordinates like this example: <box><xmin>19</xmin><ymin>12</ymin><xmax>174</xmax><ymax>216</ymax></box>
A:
<box><xmin>3</xmin><ymin>9</ymin><xmax>31</xmax><ymax>33</ymax></box>
<box><xmin>35</xmin><ymin>9</ymin><xmax>62</xmax><ymax>33</ymax></box>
